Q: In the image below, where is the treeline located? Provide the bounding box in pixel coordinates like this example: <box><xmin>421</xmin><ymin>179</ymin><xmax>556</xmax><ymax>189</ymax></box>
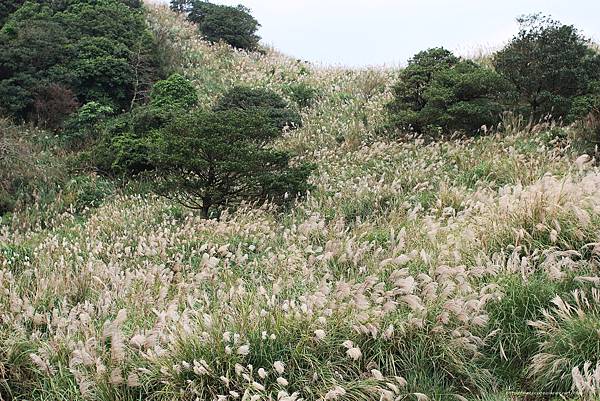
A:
<box><xmin>386</xmin><ymin>14</ymin><xmax>600</xmax><ymax>137</ymax></box>
<box><xmin>0</xmin><ymin>0</ymin><xmax>162</xmax><ymax>126</ymax></box>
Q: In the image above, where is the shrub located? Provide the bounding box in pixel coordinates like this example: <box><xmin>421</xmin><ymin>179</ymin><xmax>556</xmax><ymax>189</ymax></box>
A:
<box><xmin>149</xmin><ymin>73</ymin><xmax>198</xmax><ymax>111</ymax></box>
<box><xmin>173</xmin><ymin>1</ymin><xmax>261</xmax><ymax>51</ymax></box>
<box><xmin>386</xmin><ymin>48</ymin><xmax>514</xmax><ymax>136</ymax></box>
<box><xmin>63</xmin><ymin>101</ymin><xmax>113</xmax><ymax>148</ymax></box>
<box><xmin>215</xmin><ymin>86</ymin><xmax>302</xmax><ymax>130</ymax></box>
<box><xmin>63</xmin><ymin>175</ymin><xmax>115</xmax><ymax>213</ymax></box>
<box><xmin>148</xmin><ymin>109</ymin><xmax>314</xmax><ymax>217</ymax></box>
<box><xmin>0</xmin><ymin>190</ymin><xmax>15</xmax><ymax>216</ymax></box>
<box><xmin>493</xmin><ymin>14</ymin><xmax>600</xmax><ymax>122</ymax></box>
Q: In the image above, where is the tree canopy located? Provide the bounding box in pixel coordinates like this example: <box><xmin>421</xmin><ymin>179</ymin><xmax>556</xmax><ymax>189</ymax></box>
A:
<box><xmin>493</xmin><ymin>14</ymin><xmax>600</xmax><ymax>122</ymax></box>
<box><xmin>214</xmin><ymin>86</ymin><xmax>302</xmax><ymax>130</ymax></box>
<box><xmin>171</xmin><ymin>0</ymin><xmax>261</xmax><ymax>51</ymax></box>
<box><xmin>387</xmin><ymin>48</ymin><xmax>514</xmax><ymax>136</ymax></box>
<box><xmin>149</xmin><ymin>109</ymin><xmax>313</xmax><ymax>217</ymax></box>
<box><xmin>0</xmin><ymin>0</ymin><xmax>162</xmax><ymax>125</ymax></box>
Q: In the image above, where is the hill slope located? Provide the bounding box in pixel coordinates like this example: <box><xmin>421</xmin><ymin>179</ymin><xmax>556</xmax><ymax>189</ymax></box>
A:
<box><xmin>1</xmin><ymin>5</ymin><xmax>600</xmax><ymax>400</ymax></box>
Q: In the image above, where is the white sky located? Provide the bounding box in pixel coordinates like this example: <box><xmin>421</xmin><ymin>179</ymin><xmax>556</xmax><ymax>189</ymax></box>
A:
<box><xmin>162</xmin><ymin>0</ymin><xmax>600</xmax><ymax>67</ymax></box>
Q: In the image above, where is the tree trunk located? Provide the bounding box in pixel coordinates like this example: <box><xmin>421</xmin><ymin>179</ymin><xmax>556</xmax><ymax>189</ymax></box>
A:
<box><xmin>201</xmin><ymin>197</ymin><xmax>211</xmax><ymax>219</ymax></box>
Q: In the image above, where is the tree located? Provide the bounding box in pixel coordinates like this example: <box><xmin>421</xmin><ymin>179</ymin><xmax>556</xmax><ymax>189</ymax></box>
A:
<box><xmin>149</xmin><ymin>109</ymin><xmax>313</xmax><ymax>218</ymax></box>
<box><xmin>493</xmin><ymin>14</ymin><xmax>600</xmax><ymax>122</ymax></box>
<box><xmin>0</xmin><ymin>0</ymin><xmax>162</xmax><ymax>122</ymax></box>
<box><xmin>388</xmin><ymin>48</ymin><xmax>459</xmax><ymax>116</ymax></box>
<box><xmin>94</xmin><ymin>74</ymin><xmax>198</xmax><ymax>175</ymax></box>
<box><xmin>386</xmin><ymin>48</ymin><xmax>514</xmax><ymax>136</ymax></box>
<box><xmin>215</xmin><ymin>86</ymin><xmax>302</xmax><ymax>130</ymax></box>
<box><xmin>172</xmin><ymin>0</ymin><xmax>261</xmax><ymax>51</ymax></box>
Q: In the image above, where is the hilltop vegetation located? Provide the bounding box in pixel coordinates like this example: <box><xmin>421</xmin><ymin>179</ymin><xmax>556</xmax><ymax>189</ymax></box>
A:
<box><xmin>1</xmin><ymin>1</ymin><xmax>600</xmax><ymax>401</ymax></box>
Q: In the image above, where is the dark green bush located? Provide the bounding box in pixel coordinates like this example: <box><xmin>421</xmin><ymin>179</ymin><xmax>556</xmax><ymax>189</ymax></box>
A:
<box><xmin>63</xmin><ymin>175</ymin><xmax>115</xmax><ymax>213</ymax></box>
<box><xmin>148</xmin><ymin>109</ymin><xmax>314</xmax><ymax>217</ymax></box>
<box><xmin>62</xmin><ymin>101</ymin><xmax>113</xmax><ymax>148</ymax></box>
<box><xmin>493</xmin><ymin>14</ymin><xmax>600</xmax><ymax>122</ymax></box>
<box><xmin>172</xmin><ymin>0</ymin><xmax>261</xmax><ymax>51</ymax></box>
<box><xmin>149</xmin><ymin>73</ymin><xmax>198</xmax><ymax>111</ymax></box>
<box><xmin>0</xmin><ymin>190</ymin><xmax>15</xmax><ymax>216</ymax></box>
<box><xmin>215</xmin><ymin>86</ymin><xmax>302</xmax><ymax>130</ymax></box>
<box><xmin>387</xmin><ymin>48</ymin><xmax>514</xmax><ymax>137</ymax></box>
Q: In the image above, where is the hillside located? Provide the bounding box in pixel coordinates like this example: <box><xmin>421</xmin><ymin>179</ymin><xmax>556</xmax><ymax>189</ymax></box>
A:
<box><xmin>1</xmin><ymin>4</ymin><xmax>600</xmax><ymax>401</ymax></box>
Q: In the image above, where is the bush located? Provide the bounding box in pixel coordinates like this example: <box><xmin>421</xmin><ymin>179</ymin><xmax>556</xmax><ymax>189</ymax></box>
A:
<box><xmin>173</xmin><ymin>1</ymin><xmax>261</xmax><ymax>51</ymax></box>
<box><xmin>386</xmin><ymin>48</ymin><xmax>514</xmax><ymax>136</ymax></box>
<box><xmin>0</xmin><ymin>190</ymin><xmax>15</xmax><ymax>216</ymax></box>
<box><xmin>149</xmin><ymin>73</ymin><xmax>198</xmax><ymax>111</ymax></box>
<box><xmin>62</xmin><ymin>175</ymin><xmax>115</xmax><ymax>213</ymax></box>
<box><xmin>493</xmin><ymin>14</ymin><xmax>600</xmax><ymax>122</ymax></box>
<box><xmin>62</xmin><ymin>101</ymin><xmax>113</xmax><ymax>148</ymax></box>
<box><xmin>215</xmin><ymin>86</ymin><xmax>302</xmax><ymax>130</ymax></box>
<box><xmin>148</xmin><ymin>109</ymin><xmax>314</xmax><ymax>217</ymax></box>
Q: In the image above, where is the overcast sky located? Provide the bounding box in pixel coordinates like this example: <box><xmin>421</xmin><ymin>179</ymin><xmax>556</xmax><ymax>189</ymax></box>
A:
<box><xmin>164</xmin><ymin>0</ymin><xmax>600</xmax><ymax>67</ymax></box>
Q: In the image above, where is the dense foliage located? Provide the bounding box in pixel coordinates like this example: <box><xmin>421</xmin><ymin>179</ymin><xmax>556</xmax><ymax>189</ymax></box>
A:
<box><xmin>493</xmin><ymin>14</ymin><xmax>600</xmax><ymax>122</ymax></box>
<box><xmin>0</xmin><ymin>0</ymin><xmax>162</xmax><ymax>126</ymax></box>
<box><xmin>171</xmin><ymin>0</ymin><xmax>260</xmax><ymax>51</ymax></box>
<box><xmin>0</xmin><ymin>0</ymin><xmax>25</xmax><ymax>27</ymax></box>
<box><xmin>93</xmin><ymin>74</ymin><xmax>198</xmax><ymax>175</ymax></box>
<box><xmin>215</xmin><ymin>86</ymin><xmax>302</xmax><ymax>130</ymax></box>
<box><xmin>387</xmin><ymin>48</ymin><xmax>514</xmax><ymax>136</ymax></box>
<box><xmin>149</xmin><ymin>109</ymin><xmax>313</xmax><ymax>217</ymax></box>
<box><xmin>149</xmin><ymin>73</ymin><xmax>198</xmax><ymax>111</ymax></box>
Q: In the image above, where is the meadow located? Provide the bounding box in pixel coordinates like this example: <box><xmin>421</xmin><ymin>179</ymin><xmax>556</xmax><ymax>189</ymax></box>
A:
<box><xmin>1</xmin><ymin>5</ymin><xmax>600</xmax><ymax>401</ymax></box>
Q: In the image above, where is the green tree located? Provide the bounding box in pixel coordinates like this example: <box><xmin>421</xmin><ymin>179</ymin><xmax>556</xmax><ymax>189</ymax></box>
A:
<box><xmin>63</xmin><ymin>101</ymin><xmax>114</xmax><ymax>148</ymax></box>
<box><xmin>388</xmin><ymin>48</ymin><xmax>459</xmax><ymax>116</ymax></box>
<box><xmin>172</xmin><ymin>0</ymin><xmax>261</xmax><ymax>51</ymax></box>
<box><xmin>493</xmin><ymin>14</ymin><xmax>600</xmax><ymax>122</ymax></box>
<box><xmin>215</xmin><ymin>86</ymin><xmax>302</xmax><ymax>130</ymax></box>
<box><xmin>0</xmin><ymin>0</ymin><xmax>161</xmax><ymax>121</ymax></box>
<box><xmin>149</xmin><ymin>109</ymin><xmax>313</xmax><ymax>218</ymax></box>
<box><xmin>387</xmin><ymin>48</ymin><xmax>514</xmax><ymax>136</ymax></box>
<box><xmin>95</xmin><ymin>74</ymin><xmax>198</xmax><ymax>175</ymax></box>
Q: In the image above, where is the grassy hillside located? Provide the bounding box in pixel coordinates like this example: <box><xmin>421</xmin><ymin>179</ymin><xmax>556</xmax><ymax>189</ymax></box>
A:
<box><xmin>1</xmin><ymin>4</ymin><xmax>600</xmax><ymax>401</ymax></box>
